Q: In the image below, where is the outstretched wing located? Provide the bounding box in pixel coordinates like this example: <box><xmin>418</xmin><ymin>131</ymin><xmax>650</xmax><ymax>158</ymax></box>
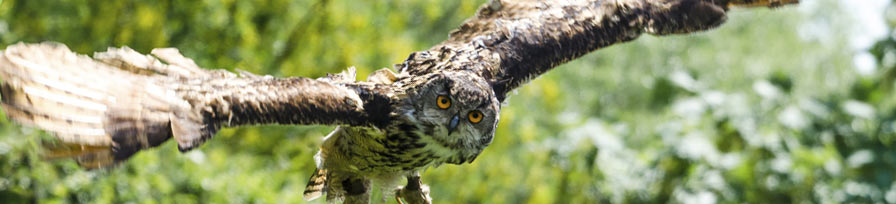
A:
<box><xmin>0</xmin><ymin>42</ymin><xmax>393</xmax><ymax>168</ymax></box>
<box><xmin>400</xmin><ymin>0</ymin><xmax>797</xmax><ymax>101</ymax></box>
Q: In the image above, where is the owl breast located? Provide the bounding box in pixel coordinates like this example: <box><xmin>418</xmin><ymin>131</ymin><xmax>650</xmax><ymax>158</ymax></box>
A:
<box><xmin>318</xmin><ymin>118</ymin><xmax>479</xmax><ymax>176</ymax></box>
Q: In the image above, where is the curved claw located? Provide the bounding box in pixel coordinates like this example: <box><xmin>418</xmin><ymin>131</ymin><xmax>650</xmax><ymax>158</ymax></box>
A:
<box><xmin>396</xmin><ymin>176</ymin><xmax>432</xmax><ymax>204</ymax></box>
<box><xmin>395</xmin><ymin>192</ymin><xmax>405</xmax><ymax>204</ymax></box>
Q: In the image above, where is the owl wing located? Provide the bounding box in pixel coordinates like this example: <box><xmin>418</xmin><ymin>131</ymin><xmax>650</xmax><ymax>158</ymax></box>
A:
<box><xmin>407</xmin><ymin>0</ymin><xmax>797</xmax><ymax>101</ymax></box>
<box><xmin>0</xmin><ymin>42</ymin><xmax>393</xmax><ymax>168</ymax></box>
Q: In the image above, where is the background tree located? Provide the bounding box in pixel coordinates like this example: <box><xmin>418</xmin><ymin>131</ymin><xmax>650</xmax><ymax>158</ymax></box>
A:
<box><xmin>0</xmin><ymin>0</ymin><xmax>893</xmax><ymax>203</ymax></box>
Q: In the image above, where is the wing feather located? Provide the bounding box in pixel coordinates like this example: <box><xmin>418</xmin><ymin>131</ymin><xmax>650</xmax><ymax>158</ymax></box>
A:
<box><xmin>403</xmin><ymin>0</ymin><xmax>796</xmax><ymax>101</ymax></box>
<box><xmin>0</xmin><ymin>42</ymin><xmax>394</xmax><ymax>168</ymax></box>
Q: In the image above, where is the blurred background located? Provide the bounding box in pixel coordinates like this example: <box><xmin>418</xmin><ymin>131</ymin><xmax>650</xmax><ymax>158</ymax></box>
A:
<box><xmin>1</xmin><ymin>0</ymin><xmax>895</xmax><ymax>203</ymax></box>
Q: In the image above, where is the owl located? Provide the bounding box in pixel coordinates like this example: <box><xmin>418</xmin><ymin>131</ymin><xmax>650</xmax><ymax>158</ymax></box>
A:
<box><xmin>0</xmin><ymin>0</ymin><xmax>793</xmax><ymax>203</ymax></box>
<box><xmin>304</xmin><ymin>69</ymin><xmax>500</xmax><ymax>202</ymax></box>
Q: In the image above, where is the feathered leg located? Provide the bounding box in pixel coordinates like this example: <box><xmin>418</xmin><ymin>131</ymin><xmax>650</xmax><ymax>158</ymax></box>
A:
<box><xmin>396</xmin><ymin>173</ymin><xmax>431</xmax><ymax>204</ymax></box>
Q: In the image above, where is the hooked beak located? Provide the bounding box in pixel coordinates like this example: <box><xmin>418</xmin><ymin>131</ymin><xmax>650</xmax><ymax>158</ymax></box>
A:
<box><xmin>448</xmin><ymin>114</ymin><xmax>460</xmax><ymax>134</ymax></box>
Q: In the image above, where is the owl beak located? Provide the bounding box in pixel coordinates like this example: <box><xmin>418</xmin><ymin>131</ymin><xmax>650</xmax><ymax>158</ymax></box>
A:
<box><xmin>448</xmin><ymin>114</ymin><xmax>460</xmax><ymax>134</ymax></box>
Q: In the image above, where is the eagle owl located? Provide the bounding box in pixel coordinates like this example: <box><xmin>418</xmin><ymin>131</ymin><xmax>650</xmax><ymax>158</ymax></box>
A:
<box><xmin>305</xmin><ymin>69</ymin><xmax>500</xmax><ymax>202</ymax></box>
<box><xmin>0</xmin><ymin>0</ymin><xmax>792</xmax><ymax>203</ymax></box>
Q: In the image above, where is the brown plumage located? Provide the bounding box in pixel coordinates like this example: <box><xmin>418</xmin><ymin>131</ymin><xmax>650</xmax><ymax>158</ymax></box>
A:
<box><xmin>0</xmin><ymin>0</ymin><xmax>796</xmax><ymax>203</ymax></box>
<box><xmin>303</xmin><ymin>168</ymin><xmax>328</xmax><ymax>199</ymax></box>
<box><xmin>0</xmin><ymin>43</ymin><xmax>392</xmax><ymax>168</ymax></box>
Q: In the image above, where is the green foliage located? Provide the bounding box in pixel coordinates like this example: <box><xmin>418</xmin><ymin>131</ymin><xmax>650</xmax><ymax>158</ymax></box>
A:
<box><xmin>0</xmin><ymin>0</ymin><xmax>894</xmax><ymax>203</ymax></box>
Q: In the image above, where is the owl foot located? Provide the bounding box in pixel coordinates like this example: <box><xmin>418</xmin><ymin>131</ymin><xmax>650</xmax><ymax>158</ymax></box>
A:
<box><xmin>395</xmin><ymin>176</ymin><xmax>432</xmax><ymax>204</ymax></box>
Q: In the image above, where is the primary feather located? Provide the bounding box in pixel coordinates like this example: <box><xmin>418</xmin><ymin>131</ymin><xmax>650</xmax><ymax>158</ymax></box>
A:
<box><xmin>0</xmin><ymin>42</ymin><xmax>180</xmax><ymax>168</ymax></box>
<box><xmin>0</xmin><ymin>42</ymin><xmax>391</xmax><ymax>168</ymax></box>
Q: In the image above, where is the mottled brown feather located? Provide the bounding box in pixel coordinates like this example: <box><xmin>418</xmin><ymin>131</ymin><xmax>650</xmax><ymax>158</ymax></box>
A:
<box><xmin>303</xmin><ymin>168</ymin><xmax>328</xmax><ymax>201</ymax></box>
<box><xmin>397</xmin><ymin>0</ymin><xmax>794</xmax><ymax>101</ymax></box>
<box><xmin>0</xmin><ymin>42</ymin><xmax>394</xmax><ymax>168</ymax></box>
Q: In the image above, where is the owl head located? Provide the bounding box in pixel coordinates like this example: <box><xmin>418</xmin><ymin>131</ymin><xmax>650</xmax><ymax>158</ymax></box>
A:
<box><xmin>404</xmin><ymin>70</ymin><xmax>500</xmax><ymax>163</ymax></box>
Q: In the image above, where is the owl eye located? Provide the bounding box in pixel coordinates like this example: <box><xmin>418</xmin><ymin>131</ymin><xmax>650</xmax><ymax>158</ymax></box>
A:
<box><xmin>468</xmin><ymin>110</ymin><xmax>484</xmax><ymax>124</ymax></box>
<box><xmin>436</xmin><ymin>95</ymin><xmax>451</xmax><ymax>109</ymax></box>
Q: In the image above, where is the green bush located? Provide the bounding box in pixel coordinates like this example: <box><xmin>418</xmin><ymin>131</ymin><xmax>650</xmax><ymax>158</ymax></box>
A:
<box><xmin>0</xmin><ymin>0</ymin><xmax>893</xmax><ymax>203</ymax></box>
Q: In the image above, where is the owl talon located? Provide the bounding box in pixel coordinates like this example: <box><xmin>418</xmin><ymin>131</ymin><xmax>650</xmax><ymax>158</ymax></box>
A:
<box><xmin>396</xmin><ymin>175</ymin><xmax>432</xmax><ymax>204</ymax></box>
<box><xmin>396</xmin><ymin>186</ymin><xmax>431</xmax><ymax>204</ymax></box>
<box><xmin>395</xmin><ymin>192</ymin><xmax>405</xmax><ymax>204</ymax></box>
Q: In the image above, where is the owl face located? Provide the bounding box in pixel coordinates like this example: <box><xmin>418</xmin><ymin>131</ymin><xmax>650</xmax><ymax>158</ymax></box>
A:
<box><xmin>408</xmin><ymin>71</ymin><xmax>500</xmax><ymax>157</ymax></box>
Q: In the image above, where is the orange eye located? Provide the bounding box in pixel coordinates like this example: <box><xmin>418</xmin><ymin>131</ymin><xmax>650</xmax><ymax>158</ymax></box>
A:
<box><xmin>436</xmin><ymin>95</ymin><xmax>451</xmax><ymax>109</ymax></box>
<box><xmin>468</xmin><ymin>110</ymin><xmax>484</xmax><ymax>124</ymax></box>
